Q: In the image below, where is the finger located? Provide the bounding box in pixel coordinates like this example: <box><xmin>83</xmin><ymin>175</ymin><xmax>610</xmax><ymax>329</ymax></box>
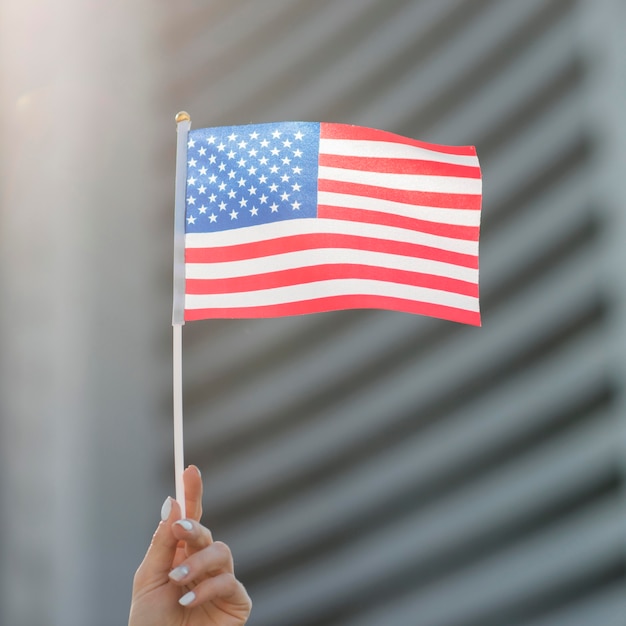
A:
<box><xmin>134</xmin><ymin>497</ymin><xmax>182</xmax><ymax>585</ymax></box>
<box><xmin>183</xmin><ymin>465</ymin><xmax>203</xmax><ymax>521</ymax></box>
<box><xmin>168</xmin><ymin>541</ymin><xmax>234</xmax><ymax>585</ymax></box>
<box><xmin>171</xmin><ymin>518</ymin><xmax>213</xmax><ymax>554</ymax></box>
<box><xmin>177</xmin><ymin>572</ymin><xmax>251</xmax><ymax>613</ymax></box>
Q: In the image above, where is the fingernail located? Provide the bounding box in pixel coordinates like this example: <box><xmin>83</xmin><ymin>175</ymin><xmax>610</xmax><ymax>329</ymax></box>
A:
<box><xmin>187</xmin><ymin>464</ymin><xmax>201</xmax><ymax>478</ymax></box>
<box><xmin>175</xmin><ymin>519</ymin><xmax>193</xmax><ymax>531</ymax></box>
<box><xmin>179</xmin><ymin>590</ymin><xmax>195</xmax><ymax>606</ymax></box>
<box><xmin>169</xmin><ymin>565</ymin><xmax>189</xmax><ymax>582</ymax></box>
<box><xmin>161</xmin><ymin>497</ymin><xmax>173</xmax><ymax>522</ymax></box>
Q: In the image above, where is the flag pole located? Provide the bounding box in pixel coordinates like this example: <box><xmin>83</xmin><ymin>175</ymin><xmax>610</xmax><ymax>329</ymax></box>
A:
<box><xmin>172</xmin><ymin>111</ymin><xmax>191</xmax><ymax>518</ymax></box>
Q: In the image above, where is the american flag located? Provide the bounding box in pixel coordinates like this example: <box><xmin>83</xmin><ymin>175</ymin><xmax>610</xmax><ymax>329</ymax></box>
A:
<box><xmin>183</xmin><ymin>121</ymin><xmax>482</xmax><ymax>325</ymax></box>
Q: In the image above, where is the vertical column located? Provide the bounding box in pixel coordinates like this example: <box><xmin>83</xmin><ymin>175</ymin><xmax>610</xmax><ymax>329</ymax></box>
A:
<box><xmin>0</xmin><ymin>2</ymin><xmax>165</xmax><ymax>625</ymax></box>
<box><xmin>0</xmin><ymin>2</ymin><xmax>91</xmax><ymax>623</ymax></box>
<box><xmin>577</xmin><ymin>0</ymin><xmax>626</xmax><ymax>525</ymax></box>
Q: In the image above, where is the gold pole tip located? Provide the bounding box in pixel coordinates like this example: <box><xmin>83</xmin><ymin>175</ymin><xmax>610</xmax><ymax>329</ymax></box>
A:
<box><xmin>175</xmin><ymin>111</ymin><xmax>191</xmax><ymax>124</ymax></box>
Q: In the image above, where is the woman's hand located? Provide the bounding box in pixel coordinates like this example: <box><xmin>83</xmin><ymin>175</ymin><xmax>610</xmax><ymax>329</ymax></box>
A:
<box><xmin>128</xmin><ymin>466</ymin><xmax>251</xmax><ymax>626</ymax></box>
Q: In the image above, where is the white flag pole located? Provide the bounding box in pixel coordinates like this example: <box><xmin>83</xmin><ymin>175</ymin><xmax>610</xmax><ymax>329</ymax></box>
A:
<box><xmin>172</xmin><ymin>111</ymin><xmax>191</xmax><ymax>518</ymax></box>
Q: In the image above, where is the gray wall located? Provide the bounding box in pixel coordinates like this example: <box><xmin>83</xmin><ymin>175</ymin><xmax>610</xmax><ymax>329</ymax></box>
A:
<box><xmin>1</xmin><ymin>1</ymin><xmax>625</xmax><ymax>625</ymax></box>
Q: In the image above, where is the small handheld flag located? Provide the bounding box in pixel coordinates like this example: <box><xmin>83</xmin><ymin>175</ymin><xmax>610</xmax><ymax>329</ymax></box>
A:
<box><xmin>181</xmin><ymin>119</ymin><xmax>482</xmax><ymax>326</ymax></box>
<box><xmin>170</xmin><ymin>113</ymin><xmax>482</xmax><ymax>510</ymax></box>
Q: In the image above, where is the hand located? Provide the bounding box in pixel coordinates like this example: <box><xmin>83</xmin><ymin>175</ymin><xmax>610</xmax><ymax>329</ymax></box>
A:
<box><xmin>128</xmin><ymin>466</ymin><xmax>251</xmax><ymax>626</ymax></box>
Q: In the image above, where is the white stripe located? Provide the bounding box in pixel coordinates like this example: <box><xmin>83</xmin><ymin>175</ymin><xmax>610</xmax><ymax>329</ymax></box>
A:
<box><xmin>186</xmin><ymin>248</ymin><xmax>479</xmax><ymax>283</ymax></box>
<box><xmin>320</xmin><ymin>138</ymin><xmax>480</xmax><ymax>167</ymax></box>
<box><xmin>185</xmin><ymin>279</ymin><xmax>479</xmax><ymax>312</ymax></box>
<box><xmin>319</xmin><ymin>165</ymin><xmax>482</xmax><ymax>195</ymax></box>
<box><xmin>317</xmin><ymin>191</ymin><xmax>481</xmax><ymax>226</ymax></box>
<box><xmin>185</xmin><ymin>218</ymin><xmax>479</xmax><ymax>256</ymax></box>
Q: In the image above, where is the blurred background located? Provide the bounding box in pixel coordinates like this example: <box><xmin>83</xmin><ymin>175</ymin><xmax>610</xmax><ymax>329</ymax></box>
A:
<box><xmin>1</xmin><ymin>1</ymin><xmax>625</xmax><ymax>625</ymax></box>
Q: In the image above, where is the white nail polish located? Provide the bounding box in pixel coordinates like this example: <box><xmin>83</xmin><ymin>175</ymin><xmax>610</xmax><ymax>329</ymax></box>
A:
<box><xmin>169</xmin><ymin>565</ymin><xmax>189</xmax><ymax>582</ymax></box>
<box><xmin>179</xmin><ymin>590</ymin><xmax>195</xmax><ymax>606</ymax></box>
<box><xmin>175</xmin><ymin>519</ymin><xmax>193</xmax><ymax>531</ymax></box>
<box><xmin>161</xmin><ymin>497</ymin><xmax>173</xmax><ymax>522</ymax></box>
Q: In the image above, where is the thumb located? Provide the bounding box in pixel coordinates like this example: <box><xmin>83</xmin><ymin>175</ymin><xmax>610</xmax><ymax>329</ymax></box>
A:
<box><xmin>134</xmin><ymin>497</ymin><xmax>181</xmax><ymax>586</ymax></box>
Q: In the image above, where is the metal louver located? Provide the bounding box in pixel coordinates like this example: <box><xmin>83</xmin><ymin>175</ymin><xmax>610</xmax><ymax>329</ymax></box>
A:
<box><xmin>156</xmin><ymin>1</ymin><xmax>626</xmax><ymax>624</ymax></box>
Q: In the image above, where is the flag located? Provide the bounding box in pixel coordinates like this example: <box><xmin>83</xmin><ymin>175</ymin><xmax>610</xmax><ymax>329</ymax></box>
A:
<box><xmin>182</xmin><ymin>121</ymin><xmax>482</xmax><ymax>325</ymax></box>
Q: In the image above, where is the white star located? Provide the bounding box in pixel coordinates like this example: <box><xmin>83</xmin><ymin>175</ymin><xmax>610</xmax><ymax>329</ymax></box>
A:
<box><xmin>209</xmin><ymin>193</ymin><xmax>217</xmax><ymax>203</ymax></box>
<box><xmin>272</xmin><ymin>129</ymin><xmax>282</xmax><ymax>139</ymax></box>
<box><xmin>228</xmin><ymin>169</ymin><xmax>236</xmax><ymax>179</ymax></box>
<box><xmin>238</xmin><ymin>140</ymin><xmax>247</xmax><ymax>149</ymax></box>
<box><xmin>294</xmin><ymin>130</ymin><xmax>304</xmax><ymax>140</ymax></box>
<box><xmin>282</xmin><ymin>156</ymin><xmax>291</xmax><ymax>165</ymax></box>
<box><xmin>259</xmin><ymin>194</ymin><xmax>268</xmax><ymax>204</ymax></box>
<box><xmin>292</xmin><ymin>166</ymin><xmax>302</xmax><ymax>175</ymax></box>
<box><xmin>293</xmin><ymin>149</ymin><xmax>302</xmax><ymax>158</ymax></box>
<box><xmin>187</xmin><ymin>138</ymin><xmax>195</xmax><ymax>148</ymax></box>
<box><xmin>188</xmin><ymin>158</ymin><xmax>197</xmax><ymax>167</ymax></box>
<box><xmin>281</xmin><ymin>191</ymin><xmax>290</xmax><ymax>201</ymax></box>
<box><xmin>229</xmin><ymin>209</ymin><xmax>238</xmax><ymax>219</ymax></box>
<box><xmin>258</xmin><ymin>174</ymin><xmax>268</xmax><ymax>184</ymax></box>
<box><xmin>187</xmin><ymin>215</ymin><xmax>196</xmax><ymax>224</ymax></box>
<box><xmin>269</xmin><ymin>183</ymin><xmax>279</xmax><ymax>192</ymax></box>
<box><xmin>270</xmin><ymin>147</ymin><xmax>280</xmax><ymax>156</ymax></box>
<box><xmin>270</xmin><ymin>203</ymin><xmax>279</xmax><ymax>212</ymax></box>
<box><xmin>259</xmin><ymin>156</ymin><xmax>269</xmax><ymax>165</ymax></box>
<box><xmin>197</xmin><ymin>184</ymin><xmax>206</xmax><ymax>194</ymax></box>
<box><xmin>218</xmin><ymin>162</ymin><xmax>226</xmax><ymax>171</ymax></box>
<box><xmin>218</xmin><ymin>182</ymin><xmax>227</xmax><ymax>191</ymax></box>
<box><xmin>248</xmin><ymin>148</ymin><xmax>258</xmax><ymax>157</ymax></box>
<box><xmin>269</xmin><ymin>165</ymin><xmax>279</xmax><ymax>174</ymax></box>
<box><xmin>187</xmin><ymin>176</ymin><xmax>196</xmax><ymax>186</ymax></box>
<box><xmin>228</xmin><ymin>189</ymin><xmax>236</xmax><ymax>199</ymax></box>
<box><xmin>217</xmin><ymin>142</ymin><xmax>226</xmax><ymax>152</ymax></box>
<box><xmin>237</xmin><ymin>157</ymin><xmax>247</xmax><ymax>167</ymax></box>
<box><xmin>208</xmin><ymin>154</ymin><xmax>217</xmax><ymax>164</ymax></box>
<box><xmin>187</xmin><ymin>195</ymin><xmax>196</xmax><ymax>205</ymax></box>
<box><xmin>250</xmin><ymin>131</ymin><xmax>259</xmax><ymax>140</ymax></box>
<box><xmin>238</xmin><ymin>177</ymin><xmax>246</xmax><ymax>187</ymax></box>
<box><xmin>291</xmin><ymin>200</ymin><xmax>301</xmax><ymax>210</ymax></box>
<box><xmin>248</xmin><ymin>165</ymin><xmax>257</xmax><ymax>176</ymax></box>
<box><xmin>281</xmin><ymin>173</ymin><xmax>290</xmax><ymax>182</ymax></box>
<box><xmin>219</xmin><ymin>201</ymin><xmax>227</xmax><ymax>211</ymax></box>
<box><xmin>250</xmin><ymin>206</ymin><xmax>259</xmax><ymax>216</ymax></box>
<box><xmin>282</xmin><ymin>139</ymin><xmax>292</xmax><ymax>148</ymax></box>
<box><xmin>260</xmin><ymin>139</ymin><xmax>270</xmax><ymax>148</ymax></box>
<box><xmin>228</xmin><ymin>132</ymin><xmax>237</xmax><ymax>141</ymax></box>
<box><xmin>209</xmin><ymin>213</ymin><xmax>217</xmax><ymax>222</ymax></box>
<box><xmin>239</xmin><ymin>197</ymin><xmax>248</xmax><ymax>208</ymax></box>
<box><xmin>208</xmin><ymin>174</ymin><xmax>217</xmax><ymax>184</ymax></box>
<box><xmin>198</xmin><ymin>205</ymin><xmax>207</xmax><ymax>214</ymax></box>
<box><xmin>227</xmin><ymin>150</ymin><xmax>236</xmax><ymax>159</ymax></box>
<box><xmin>198</xmin><ymin>147</ymin><xmax>207</xmax><ymax>156</ymax></box>
<box><xmin>207</xmin><ymin>135</ymin><xmax>216</xmax><ymax>144</ymax></box>
<box><xmin>248</xmin><ymin>185</ymin><xmax>257</xmax><ymax>195</ymax></box>
<box><xmin>199</xmin><ymin>166</ymin><xmax>208</xmax><ymax>176</ymax></box>
<box><xmin>292</xmin><ymin>182</ymin><xmax>301</xmax><ymax>192</ymax></box>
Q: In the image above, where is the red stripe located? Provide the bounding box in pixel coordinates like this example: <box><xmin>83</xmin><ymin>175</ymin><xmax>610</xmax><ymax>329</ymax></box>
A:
<box><xmin>186</xmin><ymin>265</ymin><xmax>478</xmax><ymax>297</ymax></box>
<box><xmin>186</xmin><ymin>233</ymin><xmax>479</xmax><ymax>269</ymax></box>
<box><xmin>185</xmin><ymin>295</ymin><xmax>481</xmax><ymax>326</ymax></box>
<box><xmin>318</xmin><ymin>153</ymin><xmax>481</xmax><ymax>178</ymax></box>
<box><xmin>318</xmin><ymin>205</ymin><xmax>480</xmax><ymax>241</ymax></box>
<box><xmin>320</xmin><ymin>123</ymin><xmax>478</xmax><ymax>157</ymax></box>
<box><xmin>318</xmin><ymin>178</ymin><xmax>482</xmax><ymax>210</ymax></box>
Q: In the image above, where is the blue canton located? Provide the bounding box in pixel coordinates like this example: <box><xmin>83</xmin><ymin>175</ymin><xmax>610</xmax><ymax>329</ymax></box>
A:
<box><xmin>184</xmin><ymin>121</ymin><xmax>320</xmax><ymax>234</ymax></box>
